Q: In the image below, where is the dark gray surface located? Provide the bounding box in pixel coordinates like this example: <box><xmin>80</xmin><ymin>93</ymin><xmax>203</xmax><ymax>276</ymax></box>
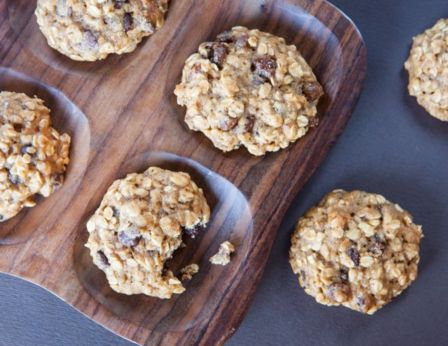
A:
<box><xmin>1</xmin><ymin>1</ymin><xmax>448</xmax><ymax>345</ymax></box>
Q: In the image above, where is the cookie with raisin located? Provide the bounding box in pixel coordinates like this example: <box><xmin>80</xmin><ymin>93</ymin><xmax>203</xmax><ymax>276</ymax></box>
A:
<box><xmin>175</xmin><ymin>26</ymin><xmax>323</xmax><ymax>156</ymax></box>
<box><xmin>85</xmin><ymin>167</ymin><xmax>210</xmax><ymax>298</ymax></box>
<box><xmin>405</xmin><ymin>18</ymin><xmax>448</xmax><ymax>121</ymax></box>
<box><xmin>0</xmin><ymin>91</ymin><xmax>70</xmax><ymax>222</ymax></box>
<box><xmin>289</xmin><ymin>190</ymin><xmax>423</xmax><ymax>314</ymax></box>
<box><xmin>35</xmin><ymin>0</ymin><xmax>168</xmax><ymax>61</ymax></box>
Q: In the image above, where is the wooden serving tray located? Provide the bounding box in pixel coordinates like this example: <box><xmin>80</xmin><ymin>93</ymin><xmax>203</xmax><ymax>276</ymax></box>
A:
<box><xmin>0</xmin><ymin>0</ymin><xmax>366</xmax><ymax>344</ymax></box>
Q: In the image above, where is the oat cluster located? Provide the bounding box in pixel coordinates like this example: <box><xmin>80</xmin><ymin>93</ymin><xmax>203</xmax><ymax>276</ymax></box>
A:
<box><xmin>85</xmin><ymin>166</ymin><xmax>210</xmax><ymax>298</ymax></box>
<box><xmin>35</xmin><ymin>0</ymin><xmax>168</xmax><ymax>61</ymax></box>
<box><xmin>405</xmin><ymin>18</ymin><xmax>448</xmax><ymax>121</ymax></box>
<box><xmin>180</xmin><ymin>263</ymin><xmax>199</xmax><ymax>281</ymax></box>
<box><xmin>290</xmin><ymin>190</ymin><xmax>423</xmax><ymax>314</ymax></box>
<box><xmin>0</xmin><ymin>92</ymin><xmax>71</xmax><ymax>222</ymax></box>
<box><xmin>175</xmin><ymin>26</ymin><xmax>323</xmax><ymax>156</ymax></box>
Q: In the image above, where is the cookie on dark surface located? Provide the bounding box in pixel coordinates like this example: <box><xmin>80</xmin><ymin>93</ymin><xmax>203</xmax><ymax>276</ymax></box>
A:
<box><xmin>405</xmin><ymin>18</ymin><xmax>448</xmax><ymax>121</ymax></box>
<box><xmin>290</xmin><ymin>190</ymin><xmax>423</xmax><ymax>314</ymax></box>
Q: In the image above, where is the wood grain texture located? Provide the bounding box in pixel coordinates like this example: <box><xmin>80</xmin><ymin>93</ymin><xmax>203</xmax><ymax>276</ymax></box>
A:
<box><xmin>0</xmin><ymin>0</ymin><xmax>366</xmax><ymax>345</ymax></box>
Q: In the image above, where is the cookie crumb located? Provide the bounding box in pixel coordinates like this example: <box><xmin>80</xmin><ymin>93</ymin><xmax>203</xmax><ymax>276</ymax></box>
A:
<box><xmin>210</xmin><ymin>241</ymin><xmax>235</xmax><ymax>266</ymax></box>
<box><xmin>180</xmin><ymin>263</ymin><xmax>199</xmax><ymax>281</ymax></box>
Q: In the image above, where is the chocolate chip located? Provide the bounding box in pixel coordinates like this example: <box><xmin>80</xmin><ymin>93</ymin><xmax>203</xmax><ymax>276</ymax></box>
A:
<box><xmin>97</xmin><ymin>250</ymin><xmax>110</xmax><ymax>269</ymax></box>
<box><xmin>13</xmin><ymin>123</ymin><xmax>23</xmax><ymax>132</ymax></box>
<box><xmin>340</xmin><ymin>268</ymin><xmax>349</xmax><ymax>282</ymax></box>
<box><xmin>244</xmin><ymin>115</ymin><xmax>255</xmax><ymax>132</ymax></box>
<box><xmin>219</xmin><ymin>117</ymin><xmax>238</xmax><ymax>131</ymax></box>
<box><xmin>8</xmin><ymin>174</ymin><xmax>20</xmax><ymax>185</ymax></box>
<box><xmin>51</xmin><ymin>173</ymin><xmax>64</xmax><ymax>187</ymax></box>
<box><xmin>251</xmin><ymin>75</ymin><xmax>265</xmax><ymax>86</ymax></box>
<box><xmin>20</xmin><ymin>144</ymin><xmax>32</xmax><ymax>155</ymax></box>
<box><xmin>123</xmin><ymin>12</ymin><xmax>133</xmax><ymax>32</ymax></box>
<box><xmin>205</xmin><ymin>43</ymin><xmax>229</xmax><ymax>69</ymax></box>
<box><xmin>348</xmin><ymin>247</ymin><xmax>360</xmax><ymax>266</ymax></box>
<box><xmin>83</xmin><ymin>30</ymin><xmax>98</xmax><ymax>50</ymax></box>
<box><xmin>217</xmin><ymin>30</ymin><xmax>234</xmax><ymax>43</ymax></box>
<box><xmin>113</xmin><ymin>0</ymin><xmax>128</xmax><ymax>9</ymax></box>
<box><xmin>300</xmin><ymin>270</ymin><xmax>306</xmax><ymax>282</ymax></box>
<box><xmin>309</xmin><ymin>117</ymin><xmax>319</xmax><ymax>128</ymax></box>
<box><xmin>368</xmin><ymin>235</ymin><xmax>387</xmax><ymax>257</ymax></box>
<box><xmin>185</xmin><ymin>226</ymin><xmax>199</xmax><ymax>238</ymax></box>
<box><xmin>111</xmin><ymin>207</ymin><xmax>120</xmax><ymax>218</ymax></box>
<box><xmin>252</xmin><ymin>55</ymin><xmax>277</xmax><ymax>81</ymax></box>
<box><xmin>0</xmin><ymin>215</ymin><xmax>3</xmax><ymax>221</ymax></box>
<box><xmin>303</xmin><ymin>81</ymin><xmax>323</xmax><ymax>102</ymax></box>
<box><xmin>118</xmin><ymin>229</ymin><xmax>141</xmax><ymax>247</ymax></box>
<box><xmin>162</xmin><ymin>257</ymin><xmax>172</xmax><ymax>275</ymax></box>
<box><xmin>374</xmin><ymin>234</ymin><xmax>383</xmax><ymax>242</ymax></box>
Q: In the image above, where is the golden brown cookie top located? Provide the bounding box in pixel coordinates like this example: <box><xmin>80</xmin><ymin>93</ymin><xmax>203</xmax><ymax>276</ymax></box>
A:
<box><xmin>290</xmin><ymin>190</ymin><xmax>423</xmax><ymax>314</ymax></box>
<box><xmin>175</xmin><ymin>26</ymin><xmax>323</xmax><ymax>156</ymax></box>
<box><xmin>35</xmin><ymin>0</ymin><xmax>168</xmax><ymax>61</ymax></box>
<box><xmin>86</xmin><ymin>166</ymin><xmax>210</xmax><ymax>298</ymax></box>
<box><xmin>0</xmin><ymin>91</ymin><xmax>71</xmax><ymax>222</ymax></box>
<box><xmin>405</xmin><ymin>18</ymin><xmax>448</xmax><ymax>121</ymax></box>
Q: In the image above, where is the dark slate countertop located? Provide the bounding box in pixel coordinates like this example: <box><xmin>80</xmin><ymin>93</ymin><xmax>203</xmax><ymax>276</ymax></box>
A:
<box><xmin>1</xmin><ymin>1</ymin><xmax>447</xmax><ymax>345</ymax></box>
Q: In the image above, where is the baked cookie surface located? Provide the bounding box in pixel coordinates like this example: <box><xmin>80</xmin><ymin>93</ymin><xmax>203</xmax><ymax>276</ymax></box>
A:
<box><xmin>0</xmin><ymin>92</ymin><xmax>71</xmax><ymax>222</ymax></box>
<box><xmin>175</xmin><ymin>26</ymin><xmax>323</xmax><ymax>156</ymax></box>
<box><xmin>289</xmin><ymin>190</ymin><xmax>423</xmax><ymax>314</ymax></box>
<box><xmin>35</xmin><ymin>0</ymin><xmax>168</xmax><ymax>61</ymax></box>
<box><xmin>86</xmin><ymin>167</ymin><xmax>210</xmax><ymax>299</ymax></box>
<box><xmin>405</xmin><ymin>18</ymin><xmax>448</xmax><ymax>121</ymax></box>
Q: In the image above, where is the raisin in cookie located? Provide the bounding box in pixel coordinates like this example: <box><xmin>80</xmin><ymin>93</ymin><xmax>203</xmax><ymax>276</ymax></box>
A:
<box><xmin>405</xmin><ymin>18</ymin><xmax>448</xmax><ymax>121</ymax></box>
<box><xmin>175</xmin><ymin>26</ymin><xmax>323</xmax><ymax>156</ymax></box>
<box><xmin>35</xmin><ymin>0</ymin><xmax>168</xmax><ymax>61</ymax></box>
<box><xmin>0</xmin><ymin>92</ymin><xmax>71</xmax><ymax>222</ymax></box>
<box><xmin>86</xmin><ymin>167</ymin><xmax>210</xmax><ymax>298</ymax></box>
<box><xmin>289</xmin><ymin>190</ymin><xmax>423</xmax><ymax>314</ymax></box>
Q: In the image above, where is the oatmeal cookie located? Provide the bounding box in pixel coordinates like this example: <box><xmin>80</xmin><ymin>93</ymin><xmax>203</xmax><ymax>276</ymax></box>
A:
<box><xmin>180</xmin><ymin>263</ymin><xmax>199</xmax><ymax>281</ymax></box>
<box><xmin>85</xmin><ymin>167</ymin><xmax>210</xmax><ymax>298</ymax></box>
<box><xmin>175</xmin><ymin>26</ymin><xmax>323</xmax><ymax>156</ymax></box>
<box><xmin>0</xmin><ymin>92</ymin><xmax>71</xmax><ymax>222</ymax></box>
<box><xmin>405</xmin><ymin>18</ymin><xmax>448</xmax><ymax>121</ymax></box>
<box><xmin>35</xmin><ymin>0</ymin><xmax>168</xmax><ymax>61</ymax></box>
<box><xmin>289</xmin><ymin>190</ymin><xmax>423</xmax><ymax>314</ymax></box>
<box><xmin>209</xmin><ymin>241</ymin><xmax>235</xmax><ymax>266</ymax></box>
